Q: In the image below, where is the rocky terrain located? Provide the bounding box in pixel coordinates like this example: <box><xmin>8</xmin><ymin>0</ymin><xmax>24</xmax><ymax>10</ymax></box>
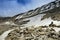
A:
<box><xmin>5</xmin><ymin>25</ymin><xmax>60</xmax><ymax>40</ymax></box>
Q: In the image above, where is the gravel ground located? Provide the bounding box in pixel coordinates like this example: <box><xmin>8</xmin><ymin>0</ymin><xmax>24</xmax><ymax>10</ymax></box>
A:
<box><xmin>5</xmin><ymin>26</ymin><xmax>60</xmax><ymax>40</ymax></box>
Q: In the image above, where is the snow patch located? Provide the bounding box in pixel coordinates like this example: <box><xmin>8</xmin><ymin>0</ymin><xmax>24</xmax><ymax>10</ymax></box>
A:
<box><xmin>16</xmin><ymin>15</ymin><xmax>23</xmax><ymax>19</ymax></box>
<box><xmin>23</xmin><ymin>14</ymin><xmax>53</xmax><ymax>28</ymax></box>
<box><xmin>4</xmin><ymin>21</ymin><xmax>16</xmax><ymax>25</ymax></box>
<box><xmin>53</xmin><ymin>21</ymin><xmax>60</xmax><ymax>26</ymax></box>
<box><xmin>5</xmin><ymin>22</ymin><xmax>10</xmax><ymax>24</ymax></box>
<box><xmin>23</xmin><ymin>14</ymin><xmax>60</xmax><ymax>28</ymax></box>
<box><xmin>0</xmin><ymin>29</ymin><xmax>14</xmax><ymax>40</ymax></box>
<box><xmin>53</xmin><ymin>27</ymin><xmax>60</xmax><ymax>32</ymax></box>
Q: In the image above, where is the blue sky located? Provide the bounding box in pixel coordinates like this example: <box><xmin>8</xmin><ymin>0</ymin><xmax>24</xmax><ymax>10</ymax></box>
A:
<box><xmin>0</xmin><ymin>0</ymin><xmax>55</xmax><ymax>17</ymax></box>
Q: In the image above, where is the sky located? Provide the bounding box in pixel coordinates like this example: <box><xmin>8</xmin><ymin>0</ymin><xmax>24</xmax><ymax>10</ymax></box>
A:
<box><xmin>0</xmin><ymin>0</ymin><xmax>55</xmax><ymax>17</ymax></box>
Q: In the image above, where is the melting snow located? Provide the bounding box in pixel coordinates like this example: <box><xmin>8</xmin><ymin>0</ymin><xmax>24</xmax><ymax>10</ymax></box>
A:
<box><xmin>21</xmin><ymin>14</ymin><xmax>60</xmax><ymax>28</ymax></box>
<box><xmin>0</xmin><ymin>29</ymin><xmax>14</xmax><ymax>40</ymax></box>
<box><xmin>16</xmin><ymin>15</ymin><xmax>23</xmax><ymax>19</ymax></box>
<box><xmin>53</xmin><ymin>27</ymin><xmax>60</xmax><ymax>32</ymax></box>
<box><xmin>4</xmin><ymin>21</ymin><xmax>16</xmax><ymax>25</ymax></box>
<box><xmin>5</xmin><ymin>22</ymin><xmax>10</xmax><ymax>24</ymax></box>
<box><xmin>23</xmin><ymin>14</ymin><xmax>53</xmax><ymax>27</ymax></box>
